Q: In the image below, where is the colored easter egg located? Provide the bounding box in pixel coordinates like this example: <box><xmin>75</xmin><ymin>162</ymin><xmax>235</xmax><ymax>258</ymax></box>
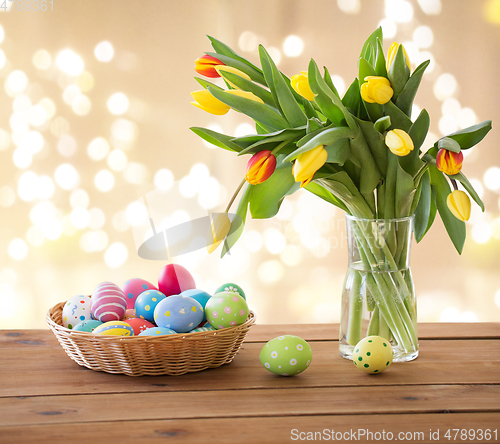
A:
<box><xmin>62</xmin><ymin>295</ymin><xmax>92</xmax><ymax>329</ymax></box>
<box><xmin>259</xmin><ymin>335</ymin><xmax>313</xmax><ymax>376</ymax></box>
<box><xmin>215</xmin><ymin>282</ymin><xmax>246</xmax><ymax>300</ymax></box>
<box><xmin>91</xmin><ymin>282</ymin><xmax>127</xmax><ymax>323</ymax></box>
<box><xmin>189</xmin><ymin>325</ymin><xmax>216</xmax><ymax>333</ymax></box>
<box><xmin>72</xmin><ymin>319</ymin><xmax>103</xmax><ymax>332</ymax></box>
<box><xmin>158</xmin><ymin>264</ymin><xmax>196</xmax><ymax>296</ymax></box>
<box><xmin>180</xmin><ymin>289</ymin><xmax>212</xmax><ymax>322</ymax></box>
<box><xmin>138</xmin><ymin>327</ymin><xmax>177</xmax><ymax>336</ymax></box>
<box><xmin>135</xmin><ymin>290</ymin><xmax>166</xmax><ymax>322</ymax></box>
<box><xmin>123</xmin><ymin>317</ymin><xmax>155</xmax><ymax>336</ymax></box>
<box><xmin>93</xmin><ymin>321</ymin><xmax>134</xmax><ymax>336</ymax></box>
<box><xmin>353</xmin><ymin>336</ymin><xmax>393</xmax><ymax>374</ymax></box>
<box><xmin>121</xmin><ymin>278</ymin><xmax>157</xmax><ymax>309</ymax></box>
<box><xmin>205</xmin><ymin>292</ymin><xmax>249</xmax><ymax>330</ymax></box>
<box><xmin>123</xmin><ymin>309</ymin><xmax>137</xmax><ymax>320</ymax></box>
<box><xmin>154</xmin><ymin>295</ymin><xmax>204</xmax><ymax>333</ymax></box>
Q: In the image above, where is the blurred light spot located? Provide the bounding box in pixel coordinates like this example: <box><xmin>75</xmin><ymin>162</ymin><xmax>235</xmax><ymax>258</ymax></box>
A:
<box><xmin>26</xmin><ymin>226</ymin><xmax>45</xmax><ymax>247</ymax></box>
<box><xmin>179</xmin><ymin>175</ymin><xmax>199</xmax><ymax>198</ymax></box>
<box><xmin>70</xmin><ymin>188</ymin><xmax>89</xmax><ymax>208</ymax></box>
<box><xmin>462</xmin><ymin>311</ymin><xmax>478</xmax><ymax>322</ymax></box>
<box><xmin>13</xmin><ymin>147</ymin><xmax>32</xmax><ymax>169</ymax></box>
<box><xmin>111</xmin><ymin>118</ymin><xmax>136</xmax><ymax>144</ymax></box>
<box><xmin>32</xmin><ymin>49</ymin><xmax>52</xmax><ymax>70</ymax></box>
<box><xmin>457</xmin><ymin>108</ymin><xmax>477</xmax><ymax>129</ymax></box>
<box><xmin>62</xmin><ymin>84</ymin><xmax>81</xmax><ymax>105</ymax></box>
<box><xmin>401</xmin><ymin>41</ymin><xmax>418</xmax><ymax>65</ymax></box>
<box><xmin>154</xmin><ymin>168</ymin><xmax>174</xmax><ymax>191</ymax></box>
<box><xmin>43</xmin><ymin>218</ymin><xmax>63</xmax><ymax>240</ymax></box>
<box><xmin>491</xmin><ymin>218</ymin><xmax>500</xmax><ymax>239</ymax></box>
<box><xmin>17</xmin><ymin>171</ymin><xmax>38</xmax><ymax>201</ymax></box>
<box><xmin>107</xmin><ymin>92</ymin><xmax>129</xmax><ymax>115</ymax></box>
<box><xmin>267</xmin><ymin>47</ymin><xmax>282</xmax><ymax>66</ymax></box>
<box><xmin>70</xmin><ymin>207</ymin><xmax>90</xmax><ymax>229</ymax></box>
<box><xmin>411</xmin><ymin>104</ymin><xmax>421</xmax><ymax>121</ymax></box>
<box><xmin>126</xmin><ymin>201</ymin><xmax>149</xmax><ymax>226</ymax></box>
<box><xmin>57</xmin><ymin>134</ymin><xmax>77</xmax><ymax>157</ymax></box>
<box><xmin>190</xmin><ymin>162</ymin><xmax>210</xmax><ymax>179</ymax></box>
<box><xmin>434</xmin><ymin>73</ymin><xmax>457</xmax><ymax>100</ymax></box>
<box><xmin>54</xmin><ymin>163</ymin><xmax>80</xmax><ymax>191</ymax></box>
<box><xmin>413</xmin><ymin>50</ymin><xmax>434</xmax><ymax>73</ymax></box>
<box><xmin>198</xmin><ymin>176</ymin><xmax>220</xmax><ymax>209</ymax></box>
<box><xmin>276</xmin><ymin>199</ymin><xmax>293</xmax><ymax>221</ymax></box>
<box><xmin>244</xmin><ymin>230</ymin><xmax>263</xmax><ymax>253</ymax></box>
<box><xmin>494</xmin><ymin>288</ymin><xmax>500</xmax><ymax>308</ymax></box>
<box><xmin>0</xmin><ymin>268</ymin><xmax>17</xmax><ymax>286</ymax></box>
<box><xmin>418</xmin><ymin>0</ymin><xmax>442</xmax><ymax>15</ymax></box>
<box><xmin>283</xmin><ymin>35</ymin><xmax>304</xmax><ymax>57</ymax></box>
<box><xmin>0</xmin><ymin>185</ymin><xmax>15</xmax><ymax>207</ymax></box>
<box><xmin>234</xmin><ymin>122</ymin><xmax>254</xmax><ymax>138</ymax></box>
<box><xmin>469</xmin><ymin>178</ymin><xmax>484</xmax><ymax>199</ymax></box>
<box><xmin>5</xmin><ymin>70</ymin><xmax>28</xmax><ymax>96</ymax></box>
<box><xmin>39</xmin><ymin>98</ymin><xmax>57</xmax><ymax>119</ymax></box>
<box><xmin>107</xmin><ymin>149</ymin><xmax>128</xmax><ymax>171</ymax></box>
<box><xmin>75</xmin><ymin>71</ymin><xmax>95</xmax><ymax>93</ymax></box>
<box><xmin>441</xmin><ymin>98</ymin><xmax>460</xmax><ymax>116</ymax></box>
<box><xmin>280</xmin><ymin>245</ymin><xmax>302</xmax><ymax>266</ymax></box>
<box><xmin>0</xmin><ymin>49</ymin><xmax>6</xmax><ymax>70</ymax></box>
<box><xmin>8</xmin><ymin>238</ymin><xmax>28</xmax><ymax>260</ymax></box>
<box><xmin>484</xmin><ymin>167</ymin><xmax>500</xmax><ymax>191</ymax></box>
<box><xmin>56</xmin><ymin>49</ymin><xmax>84</xmax><ymax>76</ymax></box>
<box><xmin>80</xmin><ymin>230</ymin><xmax>109</xmax><ymax>252</ymax></box>
<box><xmin>112</xmin><ymin>211</ymin><xmax>129</xmax><ymax>232</ymax></box>
<box><xmin>0</xmin><ymin>128</ymin><xmax>10</xmax><ymax>150</ymax></box>
<box><xmin>87</xmin><ymin>137</ymin><xmax>110</xmax><ymax>161</ymax></box>
<box><xmin>88</xmin><ymin>208</ymin><xmax>106</xmax><ymax>230</ymax></box>
<box><xmin>20</xmin><ymin>131</ymin><xmax>44</xmax><ymax>155</ymax></box>
<box><xmin>413</xmin><ymin>26</ymin><xmax>434</xmax><ymax>49</ymax></box>
<box><xmin>438</xmin><ymin>115</ymin><xmax>458</xmax><ymax>135</ymax></box>
<box><xmin>378</xmin><ymin>18</ymin><xmax>397</xmax><ymax>39</ymax></box>
<box><xmin>484</xmin><ymin>0</ymin><xmax>500</xmax><ymax>23</ymax></box>
<box><xmin>10</xmin><ymin>111</ymin><xmax>29</xmax><ymax>133</ymax></box>
<box><xmin>30</xmin><ymin>201</ymin><xmax>56</xmax><ymax>226</ymax></box>
<box><xmin>472</xmin><ymin>221</ymin><xmax>491</xmax><ymax>244</ymax></box>
<box><xmin>50</xmin><ymin>116</ymin><xmax>70</xmax><ymax>138</ymax></box>
<box><xmin>337</xmin><ymin>0</ymin><xmax>360</xmax><ymax>14</ymax></box>
<box><xmin>37</xmin><ymin>175</ymin><xmax>55</xmax><ymax>199</ymax></box>
<box><xmin>439</xmin><ymin>307</ymin><xmax>460</xmax><ymax>322</ymax></box>
<box><xmin>258</xmin><ymin>260</ymin><xmax>285</xmax><ymax>284</ymax></box>
<box><xmin>104</xmin><ymin>242</ymin><xmax>128</xmax><ymax>268</ymax></box>
<box><xmin>13</xmin><ymin>95</ymin><xmax>31</xmax><ymax>113</ymax></box>
<box><xmin>28</xmin><ymin>104</ymin><xmax>49</xmax><ymax>127</ymax></box>
<box><xmin>385</xmin><ymin>0</ymin><xmax>414</xmax><ymax>22</ymax></box>
<box><xmin>94</xmin><ymin>41</ymin><xmax>115</xmax><ymax>62</ymax></box>
<box><xmin>238</xmin><ymin>31</ymin><xmax>259</xmax><ymax>52</ymax></box>
<box><xmin>0</xmin><ymin>25</ymin><xmax>4</xmax><ymax>43</ymax></box>
<box><xmin>62</xmin><ymin>215</ymin><xmax>77</xmax><ymax>236</ymax></box>
<box><xmin>94</xmin><ymin>169</ymin><xmax>115</xmax><ymax>192</ymax></box>
<box><xmin>72</xmin><ymin>94</ymin><xmax>91</xmax><ymax>116</ymax></box>
<box><xmin>123</xmin><ymin>162</ymin><xmax>148</xmax><ymax>184</ymax></box>
<box><xmin>264</xmin><ymin>228</ymin><xmax>286</xmax><ymax>254</ymax></box>
<box><xmin>330</xmin><ymin>75</ymin><xmax>345</xmax><ymax>97</ymax></box>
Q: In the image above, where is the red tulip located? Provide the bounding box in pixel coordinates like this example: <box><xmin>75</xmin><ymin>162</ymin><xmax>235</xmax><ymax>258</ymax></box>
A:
<box><xmin>194</xmin><ymin>54</ymin><xmax>224</xmax><ymax>78</ymax></box>
<box><xmin>245</xmin><ymin>150</ymin><xmax>277</xmax><ymax>185</ymax></box>
<box><xmin>436</xmin><ymin>149</ymin><xmax>463</xmax><ymax>175</ymax></box>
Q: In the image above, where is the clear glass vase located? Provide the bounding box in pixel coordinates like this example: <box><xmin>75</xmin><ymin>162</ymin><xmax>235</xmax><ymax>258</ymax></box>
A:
<box><xmin>339</xmin><ymin>215</ymin><xmax>418</xmax><ymax>362</ymax></box>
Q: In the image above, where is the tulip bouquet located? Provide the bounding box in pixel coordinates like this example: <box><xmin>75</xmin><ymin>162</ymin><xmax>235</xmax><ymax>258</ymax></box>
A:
<box><xmin>190</xmin><ymin>28</ymin><xmax>491</xmax><ymax>359</ymax></box>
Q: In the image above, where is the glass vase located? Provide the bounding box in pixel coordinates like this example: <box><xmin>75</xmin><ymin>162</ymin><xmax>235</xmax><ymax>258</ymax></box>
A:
<box><xmin>339</xmin><ymin>215</ymin><xmax>418</xmax><ymax>362</ymax></box>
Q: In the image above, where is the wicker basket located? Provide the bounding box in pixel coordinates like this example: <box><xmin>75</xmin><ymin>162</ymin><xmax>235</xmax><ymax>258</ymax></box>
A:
<box><xmin>47</xmin><ymin>301</ymin><xmax>256</xmax><ymax>376</ymax></box>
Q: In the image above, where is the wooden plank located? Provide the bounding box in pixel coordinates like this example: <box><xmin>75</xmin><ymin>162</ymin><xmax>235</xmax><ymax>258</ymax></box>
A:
<box><xmin>1</xmin><ymin>340</ymin><xmax>499</xmax><ymax>398</ymax></box>
<box><xmin>1</xmin><ymin>384</ymin><xmax>499</xmax><ymax>427</ymax></box>
<box><xmin>1</xmin><ymin>413</ymin><xmax>498</xmax><ymax>443</ymax></box>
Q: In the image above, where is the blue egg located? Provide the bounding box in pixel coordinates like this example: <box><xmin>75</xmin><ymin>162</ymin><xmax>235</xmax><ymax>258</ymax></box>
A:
<box><xmin>135</xmin><ymin>290</ymin><xmax>166</xmax><ymax>322</ymax></box>
<box><xmin>138</xmin><ymin>327</ymin><xmax>177</xmax><ymax>336</ymax></box>
<box><xmin>154</xmin><ymin>295</ymin><xmax>204</xmax><ymax>333</ymax></box>
<box><xmin>180</xmin><ymin>289</ymin><xmax>212</xmax><ymax>322</ymax></box>
<box><xmin>72</xmin><ymin>319</ymin><xmax>103</xmax><ymax>332</ymax></box>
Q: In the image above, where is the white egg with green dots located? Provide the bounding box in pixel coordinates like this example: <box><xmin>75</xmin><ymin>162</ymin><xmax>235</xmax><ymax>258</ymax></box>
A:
<box><xmin>352</xmin><ymin>336</ymin><xmax>393</xmax><ymax>374</ymax></box>
<box><xmin>259</xmin><ymin>335</ymin><xmax>312</xmax><ymax>376</ymax></box>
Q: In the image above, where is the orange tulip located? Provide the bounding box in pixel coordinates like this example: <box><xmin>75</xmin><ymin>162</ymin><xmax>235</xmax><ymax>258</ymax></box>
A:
<box><xmin>436</xmin><ymin>149</ymin><xmax>463</xmax><ymax>176</ymax></box>
<box><xmin>195</xmin><ymin>55</ymin><xmax>224</xmax><ymax>78</ymax></box>
<box><xmin>245</xmin><ymin>150</ymin><xmax>277</xmax><ymax>185</ymax></box>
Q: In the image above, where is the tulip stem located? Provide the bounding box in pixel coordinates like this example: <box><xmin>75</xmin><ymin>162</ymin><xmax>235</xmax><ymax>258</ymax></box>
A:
<box><xmin>271</xmin><ymin>139</ymin><xmax>291</xmax><ymax>155</ymax></box>
<box><xmin>451</xmin><ymin>179</ymin><xmax>458</xmax><ymax>191</ymax></box>
<box><xmin>225</xmin><ymin>178</ymin><xmax>247</xmax><ymax>213</ymax></box>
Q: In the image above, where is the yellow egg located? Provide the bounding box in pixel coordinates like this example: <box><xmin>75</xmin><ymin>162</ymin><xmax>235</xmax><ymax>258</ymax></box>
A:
<box><xmin>353</xmin><ymin>336</ymin><xmax>393</xmax><ymax>374</ymax></box>
<box><xmin>93</xmin><ymin>320</ymin><xmax>134</xmax><ymax>336</ymax></box>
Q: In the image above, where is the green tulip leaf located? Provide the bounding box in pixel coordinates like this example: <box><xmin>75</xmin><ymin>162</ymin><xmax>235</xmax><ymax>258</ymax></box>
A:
<box><xmin>237</xmin><ymin>139</ymin><xmax>297</xmax><ymax>157</ymax></box>
<box><xmin>233</xmin><ymin>127</ymin><xmax>305</xmax><ymax>151</ymax></box>
<box><xmin>325</xmin><ymin>138</ymin><xmax>352</xmax><ymax>166</ymax></box>
<box><xmin>349</xmin><ymin>129</ymin><xmax>383</xmax><ymax>195</ymax></box>
<box><xmin>355</xmin><ymin>117</ymin><xmax>388</xmax><ymax>176</ymax></box>
<box><xmin>395</xmin><ymin>161</ymin><xmax>416</xmax><ymax>218</ymax></box>
<box><xmin>208</xmin><ymin>35</ymin><xmax>262</xmax><ymax>74</ymax></box>
<box><xmin>437</xmin><ymin>137</ymin><xmax>461</xmax><ymax>153</ymax></box>
<box><xmin>221</xmin><ymin>183</ymin><xmax>252</xmax><ymax>257</ymax></box>
<box><xmin>218</xmin><ymin>71</ymin><xmax>275</xmax><ymax>107</ymax></box>
<box><xmin>306</xmin><ymin>118</ymin><xmax>324</xmax><ymax>134</ymax></box>
<box><xmin>342</xmin><ymin>78</ymin><xmax>362</xmax><ymax>118</ymax></box>
<box><xmin>414</xmin><ymin>169</ymin><xmax>431</xmax><ymax>242</ymax></box>
<box><xmin>374</xmin><ymin>115</ymin><xmax>391</xmax><ymax>133</ymax></box>
<box><xmin>435</xmin><ymin>120</ymin><xmax>492</xmax><ymax>150</ymax></box>
<box><xmin>429</xmin><ymin>164</ymin><xmax>466</xmax><ymax>254</ymax></box>
<box><xmin>208</xmin><ymin>86</ymin><xmax>289</xmax><ymax>131</ymax></box>
<box><xmin>205</xmin><ymin>52</ymin><xmax>265</xmax><ymax>85</ymax></box>
<box><xmin>398</xmin><ymin>109</ymin><xmax>429</xmax><ymax>176</ymax></box>
<box><xmin>194</xmin><ymin>77</ymin><xmax>224</xmax><ymax>91</ymax></box>
<box><xmin>384</xmin><ymin>100</ymin><xmax>412</xmax><ymax>132</ymax></box>
<box><xmin>323</xmin><ymin>67</ymin><xmax>340</xmax><ymax>98</ymax></box>
<box><xmin>374</xmin><ymin>38</ymin><xmax>388</xmax><ymax>78</ymax></box>
<box><xmin>360</xmin><ymin>27</ymin><xmax>383</xmax><ymax>64</ymax></box>
<box><xmin>396</xmin><ymin>60</ymin><xmax>430</xmax><ymax>117</ymax></box>
<box><xmin>384</xmin><ymin>152</ymin><xmax>398</xmax><ymax>219</ymax></box>
<box><xmin>304</xmin><ymin>181</ymin><xmax>349</xmax><ymax>213</ymax></box>
<box><xmin>190</xmin><ymin>127</ymin><xmax>243</xmax><ymax>152</ymax></box>
<box><xmin>387</xmin><ymin>44</ymin><xmax>410</xmax><ymax>99</ymax></box>
<box><xmin>448</xmin><ymin>171</ymin><xmax>485</xmax><ymax>212</ymax></box>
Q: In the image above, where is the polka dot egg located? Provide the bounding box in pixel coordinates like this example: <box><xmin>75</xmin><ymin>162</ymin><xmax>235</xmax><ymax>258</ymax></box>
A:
<box><xmin>62</xmin><ymin>295</ymin><xmax>92</xmax><ymax>329</ymax></box>
<box><xmin>72</xmin><ymin>319</ymin><xmax>103</xmax><ymax>332</ymax></box>
<box><xmin>259</xmin><ymin>335</ymin><xmax>312</xmax><ymax>376</ymax></box>
<box><xmin>93</xmin><ymin>321</ymin><xmax>134</xmax><ymax>336</ymax></box>
<box><xmin>121</xmin><ymin>278</ymin><xmax>157</xmax><ymax>310</ymax></box>
<box><xmin>135</xmin><ymin>290</ymin><xmax>166</xmax><ymax>322</ymax></box>
<box><xmin>214</xmin><ymin>282</ymin><xmax>246</xmax><ymax>300</ymax></box>
<box><xmin>353</xmin><ymin>336</ymin><xmax>393</xmax><ymax>374</ymax></box>
<box><xmin>205</xmin><ymin>292</ymin><xmax>249</xmax><ymax>330</ymax></box>
<box><xmin>154</xmin><ymin>295</ymin><xmax>204</xmax><ymax>333</ymax></box>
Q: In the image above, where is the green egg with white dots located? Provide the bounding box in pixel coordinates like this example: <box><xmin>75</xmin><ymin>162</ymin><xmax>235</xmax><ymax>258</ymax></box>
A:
<box><xmin>352</xmin><ymin>336</ymin><xmax>393</xmax><ymax>374</ymax></box>
<box><xmin>215</xmin><ymin>282</ymin><xmax>246</xmax><ymax>300</ymax></box>
<box><xmin>259</xmin><ymin>335</ymin><xmax>312</xmax><ymax>376</ymax></box>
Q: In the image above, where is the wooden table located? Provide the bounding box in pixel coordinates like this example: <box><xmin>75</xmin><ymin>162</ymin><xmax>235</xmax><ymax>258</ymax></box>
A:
<box><xmin>1</xmin><ymin>323</ymin><xmax>499</xmax><ymax>443</ymax></box>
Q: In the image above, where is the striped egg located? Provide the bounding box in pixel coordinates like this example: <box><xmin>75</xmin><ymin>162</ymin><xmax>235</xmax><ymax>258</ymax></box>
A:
<box><xmin>91</xmin><ymin>281</ymin><xmax>127</xmax><ymax>322</ymax></box>
<box><xmin>93</xmin><ymin>321</ymin><xmax>134</xmax><ymax>336</ymax></box>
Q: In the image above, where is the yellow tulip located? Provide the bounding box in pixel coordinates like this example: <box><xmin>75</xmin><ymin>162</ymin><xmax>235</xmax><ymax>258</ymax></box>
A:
<box><xmin>207</xmin><ymin>213</ymin><xmax>231</xmax><ymax>254</ymax></box>
<box><xmin>191</xmin><ymin>90</ymin><xmax>231</xmax><ymax>115</ymax></box>
<box><xmin>291</xmin><ymin>71</ymin><xmax>316</xmax><ymax>101</ymax></box>
<box><xmin>385</xmin><ymin>129</ymin><xmax>414</xmax><ymax>157</ymax></box>
<box><xmin>214</xmin><ymin>65</ymin><xmax>251</xmax><ymax>89</ymax></box>
<box><xmin>226</xmin><ymin>89</ymin><xmax>264</xmax><ymax>104</ymax></box>
<box><xmin>447</xmin><ymin>190</ymin><xmax>471</xmax><ymax>222</ymax></box>
<box><xmin>293</xmin><ymin>145</ymin><xmax>327</xmax><ymax>187</ymax></box>
<box><xmin>386</xmin><ymin>42</ymin><xmax>411</xmax><ymax>71</ymax></box>
<box><xmin>360</xmin><ymin>76</ymin><xmax>394</xmax><ymax>104</ymax></box>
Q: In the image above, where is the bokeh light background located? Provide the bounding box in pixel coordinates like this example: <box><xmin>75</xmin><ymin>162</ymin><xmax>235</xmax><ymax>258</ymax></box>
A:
<box><xmin>0</xmin><ymin>0</ymin><xmax>499</xmax><ymax>329</ymax></box>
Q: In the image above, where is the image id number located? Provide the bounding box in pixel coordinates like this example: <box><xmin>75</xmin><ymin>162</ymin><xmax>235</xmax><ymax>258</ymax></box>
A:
<box><xmin>1</xmin><ymin>0</ymin><xmax>54</xmax><ymax>11</ymax></box>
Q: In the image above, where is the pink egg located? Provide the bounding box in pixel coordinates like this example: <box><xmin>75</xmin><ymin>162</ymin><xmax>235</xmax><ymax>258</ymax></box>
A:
<box><xmin>123</xmin><ymin>317</ymin><xmax>155</xmax><ymax>335</ymax></box>
<box><xmin>123</xmin><ymin>309</ymin><xmax>137</xmax><ymax>320</ymax></box>
<box><xmin>158</xmin><ymin>264</ymin><xmax>196</xmax><ymax>297</ymax></box>
<box><xmin>91</xmin><ymin>281</ymin><xmax>127</xmax><ymax>322</ymax></box>
<box><xmin>121</xmin><ymin>278</ymin><xmax>157</xmax><ymax>309</ymax></box>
